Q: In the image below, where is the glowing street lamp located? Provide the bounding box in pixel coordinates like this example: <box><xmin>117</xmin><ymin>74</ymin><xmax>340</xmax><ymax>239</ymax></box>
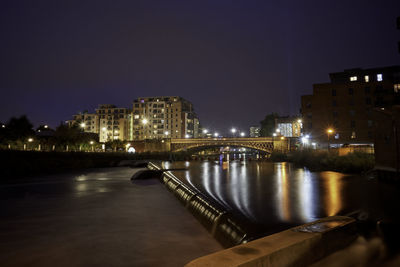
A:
<box><xmin>240</xmin><ymin>132</ymin><xmax>245</xmax><ymax>137</ymax></box>
<box><xmin>327</xmin><ymin>128</ymin><xmax>334</xmax><ymax>151</ymax></box>
<box><xmin>202</xmin><ymin>129</ymin><xmax>208</xmax><ymax>134</ymax></box>
<box><xmin>90</xmin><ymin>141</ymin><xmax>94</xmax><ymax>145</ymax></box>
<box><xmin>44</xmin><ymin>125</ymin><xmax>48</xmax><ymax>129</ymax></box>
<box><xmin>214</xmin><ymin>132</ymin><xmax>219</xmax><ymax>137</ymax></box>
<box><xmin>28</xmin><ymin>138</ymin><xmax>33</xmax><ymax>143</ymax></box>
<box><xmin>231</xmin><ymin>128</ymin><xmax>237</xmax><ymax>133</ymax></box>
<box><xmin>80</xmin><ymin>123</ymin><xmax>86</xmax><ymax>128</ymax></box>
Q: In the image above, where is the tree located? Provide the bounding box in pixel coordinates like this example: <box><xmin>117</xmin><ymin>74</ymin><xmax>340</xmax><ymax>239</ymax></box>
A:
<box><xmin>5</xmin><ymin>115</ymin><xmax>35</xmax><ymax>141</ymax></box>
<box><xmin>260</xmin><ymin>113</ymin><xmax>279</xmax><ymax>137</ymax></box>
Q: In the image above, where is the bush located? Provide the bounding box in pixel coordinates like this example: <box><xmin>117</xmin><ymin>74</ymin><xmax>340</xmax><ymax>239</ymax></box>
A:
<box><xmin>287</xmin><ymin>150</ymin><xmax>374</xmax><ymax>173</ymax></box>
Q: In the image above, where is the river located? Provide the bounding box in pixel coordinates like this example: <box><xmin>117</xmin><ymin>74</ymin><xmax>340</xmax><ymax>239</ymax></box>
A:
<box><xmin>163</xmin><ymin>160</ymin><xmax>398</xmax><ymax>236</ymax></box>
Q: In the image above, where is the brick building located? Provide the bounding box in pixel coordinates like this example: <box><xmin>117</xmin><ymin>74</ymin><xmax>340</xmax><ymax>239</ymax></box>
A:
<box><xmin>301</xmin><ymin>66</ymin><xmax>400</xmax><ymax>146</ymax></box>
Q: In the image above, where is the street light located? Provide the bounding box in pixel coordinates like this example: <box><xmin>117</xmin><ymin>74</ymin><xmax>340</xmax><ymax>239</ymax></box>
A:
<box><xmin>240</xmin><ymin>132</ymin><xmax>245</xmax><ymax>137</ymax></box>
<box><xmin>214</xmin><ymin>132</ymin><xmax>219</xmax><ymax>137</ymax></box>
<box><xmin>80</xmin><ymin>123</ymin><xmax>86</xmax><ymax>128</ymax></box>
<box><xmin>327</xmin><ymin>128</ymin><xmax>334</xmax><ymax>151</ymax></box>
<box><xmin>202</xmin><ymin>129</ymin><xmax>208</xmax><ymax>134</ymax></box>
<box><xmin>28</xmin><ymin>138</ymin><xmax>33</xmax><ymax>142</ymax></box>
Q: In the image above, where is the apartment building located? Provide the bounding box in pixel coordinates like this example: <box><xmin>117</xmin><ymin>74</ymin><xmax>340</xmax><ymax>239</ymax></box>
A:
<box><xmin>131</xmin><ymin>96</ymin><xmax>199</xmax><ymax>140</ymax></box>
<box><xmin>68</xmin><ymin>105</ymin><xmax>130</xmax><ymax>142</ymax></box>
<box><xmin>301</xmin><ymin>66</ymin><xmax>400</xmax><ymax>145</ymax></box>
<box><xmin>95</xmin><ymin>105</ymin><xmax>130</xmax><ymax>143</ymax></box>
<box><xmin>67</xmin><ymin>112</ymin><xmax>99</xmax><ymax>134</ymax></box>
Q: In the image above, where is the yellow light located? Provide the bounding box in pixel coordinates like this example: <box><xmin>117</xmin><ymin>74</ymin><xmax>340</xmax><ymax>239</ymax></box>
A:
<box><xmin>90</xmin><ymin>141</ymin><xmax>94</xmax><ymax>145</ymax></box>
<box><xmin>327</xmin><ymin>128</ymin><xmax>334</xmax><ymax>134</ymax></box>
<box><xmin>142</xmin><ymin>118</ymin><xmax>148</xmax><ymax>125</ymax></box>
<box><xmin>44</xmin><ymin>125</ymin><xmax>48</xmax><ymax>128</ymax></box>
<box><xmin>28</xmin><ymin>138</ymin><xmax>33</xmax><ymax>142</ymax></box>
<box><xmin>280</xmin><ymin>136</ymin><xmax>285</xmax><ymax>140</ymax></box>
<box><xmin>80</xmin><ymin>123</ymin><xmax>86</xmax><ymax>128</ymax></box>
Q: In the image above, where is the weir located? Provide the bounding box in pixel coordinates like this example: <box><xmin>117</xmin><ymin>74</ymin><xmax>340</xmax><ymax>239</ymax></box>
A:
<box><xmin>144</xmin><ymin>162</ymin><xmax>253</xmax><ymax>247</ymax></box>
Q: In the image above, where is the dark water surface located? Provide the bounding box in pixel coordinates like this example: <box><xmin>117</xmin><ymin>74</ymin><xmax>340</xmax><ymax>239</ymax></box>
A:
<box><xmin>163</xmin><ymin>161</ymin><xmax>398</xmax><ymax>235</ymax></box>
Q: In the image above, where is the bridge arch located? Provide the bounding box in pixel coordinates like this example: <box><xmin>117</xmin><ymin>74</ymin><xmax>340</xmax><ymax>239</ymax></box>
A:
<box><xmin>170</xmin><ymin>138</ymin><xmax>278</xmax><ymax>153</ymax></box>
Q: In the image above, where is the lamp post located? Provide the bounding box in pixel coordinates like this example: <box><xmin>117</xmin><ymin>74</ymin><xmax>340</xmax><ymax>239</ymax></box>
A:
<box><xmin>231</xmin><ymin>128</ymin><xmax>237</xmax><ymax>137</ymax></box>
<box><xmin>327</xmin><ymin>128</ymin><xmax>334</xmax><ymax>151</ymax></box>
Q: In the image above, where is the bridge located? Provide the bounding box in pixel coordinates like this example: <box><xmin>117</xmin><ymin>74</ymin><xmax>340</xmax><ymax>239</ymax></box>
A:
<box><xmin>169</xmin><ymin>137</ymin><xmax>288</xmax><ymax>153</ymax></box>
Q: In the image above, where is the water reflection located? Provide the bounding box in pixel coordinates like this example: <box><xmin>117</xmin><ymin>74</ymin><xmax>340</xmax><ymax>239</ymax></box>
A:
<box><xmin>169</xmin><ymin>161</ymin><xmax>355</xmax><ymax>229</ymax></box>
<box><xmin>320</xmin><ymin>172</ymin><xmax>344</xmax><ymax>216</ymax></box>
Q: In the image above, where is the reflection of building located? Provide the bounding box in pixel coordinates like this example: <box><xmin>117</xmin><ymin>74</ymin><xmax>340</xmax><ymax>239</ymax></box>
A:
<box><xmin>301</xmin><ymin>66</ymin><xmax>400</xmax><ymax>145</ymax></box>
<box><xmin>131</xmin><ymin>96</ymin><xmax>199</xmax><ymax>140</ymax></box>
<box><xmin>249</xmin><ymin>126</ymin><xmax>260</xmax><ymax>137</ymax></box>
<box><xmin>95</xmin><ymin>105</ymin><xmax>130</xmax><ymax>142</ymax></box>
<box><xmin>275</xmin><ymin>116</ymin><xmax>302</xmax><ymax>137</ymax></box>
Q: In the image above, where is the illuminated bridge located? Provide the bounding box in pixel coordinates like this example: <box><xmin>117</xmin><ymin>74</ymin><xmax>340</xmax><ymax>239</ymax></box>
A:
<box><xmin>169</xmin><ymin>137</ymin><xmax>288</xmax><ymax>153</ymax></box>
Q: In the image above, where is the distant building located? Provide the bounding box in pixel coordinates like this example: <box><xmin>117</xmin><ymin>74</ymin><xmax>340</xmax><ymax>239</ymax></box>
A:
<box><xmin>131</xmin><ymin>96</ymin><xmax>199</xmax><ymax>140</ymax></box>
<box><xmin>275</xmin><ymin>116</ymin><xmax>302</xmax><ymax>137</ymax></box>
<box><xmin>95</xmin><ymin>105</ymin><xmax>130</xmax><ymax>143</ymax></box>
<box><xmin>67</xmin><ymin>112</ymin><xmax>99</xmax><ymax>134</ymax></box>
<box><xmin>249</xmin><ymin>126</ymin><xmax>260</xmax><ymax>137</ymax></box>
<box><xmin>301</xmin><ymin>66</ymin><xmax>400</xmax><ymax>146</ymax></box>
<box><xmin>67</xmin><ymin>105</ymin><xmax>130</xmax><ymax>142</ymax></box>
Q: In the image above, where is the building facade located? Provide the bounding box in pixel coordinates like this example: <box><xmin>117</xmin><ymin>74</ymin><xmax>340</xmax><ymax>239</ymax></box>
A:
<box><xmin>67</xmin><ymin>105</ymin><xmax>130</xmax><ymax>142</ymax></box>
<box><xmin>249</xmin><ymin>126</ymin><xmax>260</xmax><ymax>137</ymax></box>
<box><xmin>95</xmin><ymin>105</ymin><xmax>130</xmax><ymax>143</ymax></box>
<box><xmin>275</xmin><ymin>116</ymin><xmax>302</xmax><ymax>137</ymax></box>
<box><xmin>301</xmin><ymin>66</ymin><xmax>400</xmax><ymax>145</ymax></box>
<box><xmin>67</xmin><ymin>112</ymin><xmax>99</xmax><ymax>134</ymax></box>
<box><xmin>131</xmin><ymin>96</ymin><xmax>199</xmax><ymax>140</ymax></box>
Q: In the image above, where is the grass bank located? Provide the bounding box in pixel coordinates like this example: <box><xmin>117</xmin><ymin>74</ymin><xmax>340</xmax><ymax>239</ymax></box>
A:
<box><xmin>269</xmin><ymin>150</ymin><xmax>374</xmax><ymax>173</ymax></box>
<box><xmin>0</xmin><ymin>150</ymin><xmax>192</xmax><ymax>179</ymax></box>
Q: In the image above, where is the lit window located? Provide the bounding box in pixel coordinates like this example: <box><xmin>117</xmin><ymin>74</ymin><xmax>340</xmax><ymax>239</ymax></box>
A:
<box><xmin>351</xmin><ymin>131</ymin><xmax>356</xmax><ymax>139</ymax></box>
<box><xmin>394</xmin><ymin>84</ymin><xmax>400</xmax><ymax>93</ymax></box>
<box><xmin>377</xmin><ymin>74</ymin><xmax>383</xmax><ymax>81</ymax></box>
<box><xmin>364</xmin><ymin>75</ymin><xmax>369</xmax><ymax>82</ymax></box>
<box><xmin>350</xmin><ymin>76</ymin><xmax>357</xmax><ymax>81</ymax></box>
<box><xmin>134</xmin><ymin>115</ymin><xmax>139</xmax><ymax>119</ymax></box>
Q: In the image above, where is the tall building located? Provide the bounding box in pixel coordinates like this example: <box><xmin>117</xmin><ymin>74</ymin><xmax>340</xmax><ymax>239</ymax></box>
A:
<box><xmin>95</xmin><ymin>105</ymin><xmax>130</xmax><ymax>143</ymax></box>
<box><xmin>131</xmin><ymin>96</ymin><xmax>199</xmax><ymax>140</ymax></box>
<box><xmin>275</xmin><ymin>116</ymin><xmax>302</xmax><ymax>137</ymax></box>
<box><xmin>301</xmin><ymin>66</ymin><xmax>400</xmax><ymax>145</ymax></box>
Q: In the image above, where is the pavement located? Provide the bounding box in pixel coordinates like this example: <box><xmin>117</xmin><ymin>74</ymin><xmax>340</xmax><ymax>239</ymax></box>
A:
<box><xmin>0</xmin><ymin>167</ymin><xmax>222</xmax><ymax>267</ymax></box>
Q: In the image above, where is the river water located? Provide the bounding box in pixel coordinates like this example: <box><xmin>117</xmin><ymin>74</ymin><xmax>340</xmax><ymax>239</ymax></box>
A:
<box><xmin>163</xmin><ymin>160</ymin><xmax>398</xmax><ymax>236</ymax></box>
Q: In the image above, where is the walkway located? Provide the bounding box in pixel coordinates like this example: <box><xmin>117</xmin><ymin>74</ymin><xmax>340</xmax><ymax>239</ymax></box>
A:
<box><xmin>0</xmin><ymin>167</ymin><xmax>222</xmax><ymax>267</ymax></box>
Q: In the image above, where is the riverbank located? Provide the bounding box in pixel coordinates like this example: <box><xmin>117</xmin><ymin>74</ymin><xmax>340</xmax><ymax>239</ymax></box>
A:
<box><xmin>270</xmin><ymin>150</ymin><xmax>374</xmax><ymax>173</ymax></box>
<box><xmin>0</xmin><ymin>150</ymin><xmax>192</xmax><ymax>179</ymax></box>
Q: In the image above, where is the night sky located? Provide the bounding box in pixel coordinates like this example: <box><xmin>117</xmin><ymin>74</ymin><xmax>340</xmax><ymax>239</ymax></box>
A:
<box><xmin>1</xmin><ymin>0</ymin><xmax>399</xmax><ymax>134</ymax></box>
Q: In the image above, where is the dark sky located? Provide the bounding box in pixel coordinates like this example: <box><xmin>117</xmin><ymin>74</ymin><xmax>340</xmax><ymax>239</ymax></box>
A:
<box><xmin>1</xmin><ymin>0</ymin><xmax>399</xmax><ymax>134</ymax></box>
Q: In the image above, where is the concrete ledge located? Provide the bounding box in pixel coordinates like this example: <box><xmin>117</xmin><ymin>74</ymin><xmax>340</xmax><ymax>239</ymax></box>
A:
<box><xmin>185</xmin><ymin>216</ymin><xmax>357</xmax><ymax>267</ymax></box>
